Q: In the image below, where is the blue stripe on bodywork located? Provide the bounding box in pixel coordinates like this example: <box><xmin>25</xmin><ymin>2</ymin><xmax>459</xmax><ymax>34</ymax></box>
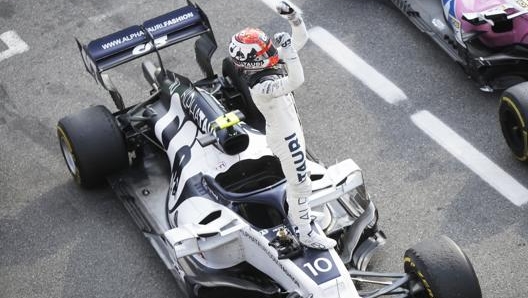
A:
<box><xmin>442</xmin><ymin>0</ymin><xmax>456</xmax><ymax>17</ymax></box>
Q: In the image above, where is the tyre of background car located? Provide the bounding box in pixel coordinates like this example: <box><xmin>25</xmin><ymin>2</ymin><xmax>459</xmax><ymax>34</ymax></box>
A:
<box><xmin>57</xmin><ymin>105</ymin><xmax>129</xmax><ymax>188</ymax></box>
<box><xmin>222</xmin><ymin>57</ymin><xmax>266</xmax><ymax>132</ymax></box>
<box><xmin>499</xmin><ymin>81</ymin><xmax>528</xmax><ymax>161</ymax></box>
<box><xmin>403</xmin><ymin>235</ymin><xmax>482</xmax><ymax>298</ymax></box>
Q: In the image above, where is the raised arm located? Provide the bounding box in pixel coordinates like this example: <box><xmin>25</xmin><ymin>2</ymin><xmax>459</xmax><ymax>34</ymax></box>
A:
<box><xmin>276</xmin><ymin>1</ymin><xmax>308</xmax><ymax>51</ymax></box>
<box><xmin>249</xmin><ymin>2</ymin><xmax>307</xmax><ymax>98</ymax></box>
<box><xmin>249</xmin><ymin>32</ymin><xmax>304</xmax><ymax>98</ymax></box>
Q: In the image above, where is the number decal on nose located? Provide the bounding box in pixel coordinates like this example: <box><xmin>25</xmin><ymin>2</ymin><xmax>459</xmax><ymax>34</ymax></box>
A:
<box><xmin>302</xmin><ymin>257</ymin><xmax>333</xmax><ymax>276</ymax></box>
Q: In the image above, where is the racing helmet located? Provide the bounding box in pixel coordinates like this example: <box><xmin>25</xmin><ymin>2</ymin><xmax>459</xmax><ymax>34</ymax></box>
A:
<box><xmin>228</xmin><ymin>28</ymin><xmax>279</xmax><ymax>71</ymax></box>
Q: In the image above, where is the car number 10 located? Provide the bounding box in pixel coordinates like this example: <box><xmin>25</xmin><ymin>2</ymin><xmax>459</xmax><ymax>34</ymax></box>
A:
<box><xmin>303</xmin><ymin>257</ymin><xmax>333</xmax><ymax>276</ymax></box>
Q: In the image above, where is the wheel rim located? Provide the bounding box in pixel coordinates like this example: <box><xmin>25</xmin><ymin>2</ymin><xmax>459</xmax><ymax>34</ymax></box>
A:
<box><xmin>59</xmin><ymin>135</ymin><xmax>77</xmax><ymax>175</ymax></box>
<box><xmin>404</xmin><ymin>258</ymin><xmax>434</xmax><ymax>298</ymax></box>
<box><xmin>500</xmin><ymin>106</ymin><xmax>525</xmax><ymax>156</ymax></box>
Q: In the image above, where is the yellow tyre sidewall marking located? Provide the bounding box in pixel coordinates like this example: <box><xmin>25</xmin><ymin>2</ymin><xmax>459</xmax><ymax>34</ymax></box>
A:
<box><xmin>57</xmin><ymin>126</ymin><xmax>81</xmax><ymax>183</ymax></box>
<box><xmin>501</xmin><ymin>96</ymin><xmax>528</xmax><ymax>161</ymax></box>
<box><xmin>404</xmin><ymin>257</ymin><xmax>435</xmax><ymax>298</ymax></box>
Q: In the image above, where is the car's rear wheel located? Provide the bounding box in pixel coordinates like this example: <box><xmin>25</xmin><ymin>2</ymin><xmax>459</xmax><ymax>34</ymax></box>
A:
<box><xmin>499</xmin><ymin>82</ymin><xmax>528</xmax><ymax>161</ymax></box>
<box><xmin>404</xmin><ymin>235</ymin><xmax>482</xmax><ymax>298</ymax></box>
<box><xmin>57</xmin><ymin>105</ymin><xmax>129</xmax><ymax>188</ymax></box>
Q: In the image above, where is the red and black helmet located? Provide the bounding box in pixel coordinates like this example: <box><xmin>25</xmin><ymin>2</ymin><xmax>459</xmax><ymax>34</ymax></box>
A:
<box><xmin>228</xmin><ymin>28</ymin><xmax>279</xmax><ymax>70</ymax></box>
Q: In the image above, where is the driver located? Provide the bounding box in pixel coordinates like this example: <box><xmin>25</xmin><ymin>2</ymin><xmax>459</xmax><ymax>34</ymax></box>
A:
<box><xmin>228</xmin><ymin>1</ymin><xmax>336</xmax><ymax>250</ymax></box>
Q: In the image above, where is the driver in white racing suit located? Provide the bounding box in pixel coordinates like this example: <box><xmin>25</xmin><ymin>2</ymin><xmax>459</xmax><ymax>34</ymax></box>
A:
<box><xmin>228</xmin><ymin>2</ymin><xmax>336</xmax><ymax>250</ymax></box>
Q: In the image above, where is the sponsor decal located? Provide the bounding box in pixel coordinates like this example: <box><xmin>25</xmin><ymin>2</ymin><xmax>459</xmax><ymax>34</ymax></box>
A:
<box><xmin>292</xmin><ymin>247</ymin><xmax>341</xmax><ymax>285</ymax></box>
<box><xmin>169</xmin><ymin>78</ymin><xmax>181</xmax><ymax>95</ymax></box>
<box><xmin>241</xmin><ymin>60</ymin><xmax>265</xmax><ymax>68</ymax></box>
<box><xmin>132</xmin><ymin>36</ymin><xmax>168</xmax><ymax>56</ymax></box>
<box><xmin>241</xmin><ymin>229</ymin><xmax>300</xmax><ymax>288</ymax></box>
<box><xmin>449</xmin><ymin>16</ymin><xmax>465</xmax><ymax>46</ymax></box>
<box><xmin>146</xmin><ymin>12</ymin><xmax>194</xmax><ymax>32</ymax></box>
<box><xmin>285</xmin><ymin>133</ymin><xmax>307</xmax><ymax>182</ymax></box>
<box><xmin>302</xmin><ymin>258</ymin><xmax>333</xmax><ymax>276</ymax></box>
<box><xmin>260</xmin><ymin>226</ymin><xmax>340</xmax><ymax>284</ymax></box>
<box><xmin>450</xmin><ymin>16</ymin><xmax>460</xmax><ymax>29</ymax></box>
<box><xmin>181</xmin><ymin>91</ymin><xmax>211</xmax><ymax>133</ymax></box>
<box><xmin>101</xmin><ymin>31</ymin><xmax>145</xmax><ymax>50</ymax></box>
<box><xmin>247</xmin><ymin>226</ymin><xmax>340</xmax><ymax>285</ymax></box>
<box><xmin>100</xmin><ymin>12</ymin><xmax>194</xmax><ymax>50</ymax></box>
<box><xmin>215</xmin><ymin>161</ymin><xmax>227</xmax><ymax>171</ymax></box>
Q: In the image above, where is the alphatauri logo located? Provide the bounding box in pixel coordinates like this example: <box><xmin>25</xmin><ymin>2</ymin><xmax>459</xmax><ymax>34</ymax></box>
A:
<box><xmin>285</xmin><ymin>132</ymin><xmax>307</xmax><ymax>182</ymax></box>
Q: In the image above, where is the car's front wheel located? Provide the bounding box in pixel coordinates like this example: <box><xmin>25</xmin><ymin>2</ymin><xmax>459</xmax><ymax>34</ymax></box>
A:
<box><xmin>404</xmin><ymin>235</ymin><xmax>482</xmax><ymax>298</ymax></box>
<box><xmin>57</xmin><ymin>105</ymin><xmax>129</xmax><ymax>188</ymax></box>
<box><xmin>499</xmin><ymin>82</ymin><xmax>528</xmax><ymax>161</ymax></box>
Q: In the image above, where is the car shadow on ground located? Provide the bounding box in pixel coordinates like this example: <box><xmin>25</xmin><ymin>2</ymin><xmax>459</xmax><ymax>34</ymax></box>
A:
<box><xmin>0</xmin><ymin>181</ymin><xmax>180</xmax><ymax>298</ymax></box>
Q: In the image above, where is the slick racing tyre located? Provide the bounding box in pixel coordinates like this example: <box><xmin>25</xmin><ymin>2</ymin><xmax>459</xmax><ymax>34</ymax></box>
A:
<box><xmin>222</xmin><ymin>57</ymin><xmax>266</xmax><ymax>132</ymax></box>
<box><xmin>499</xmin><ymin>82</ymin><xmax>528</xmax><ymax>161</ymax></box>
<box><xmin>404</xmin><ymin>235</ymin><xmax>482</xmax><ymax>298</ymax></box>
<box><xmin>57</xmin><ymin>105</ymin><xmax>129</xmax><ymax>188</ymax></box>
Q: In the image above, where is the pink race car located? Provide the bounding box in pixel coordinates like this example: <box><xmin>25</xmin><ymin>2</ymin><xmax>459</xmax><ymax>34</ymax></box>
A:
<box><xmin>391</xmin><ymin>0</ymin><xmax>528</xmax><ymax>160</ymax></box>
<box><xmin>449</xmin><ymin>0</ymin><xmax>528</xmax><ymax>48</ymax></box>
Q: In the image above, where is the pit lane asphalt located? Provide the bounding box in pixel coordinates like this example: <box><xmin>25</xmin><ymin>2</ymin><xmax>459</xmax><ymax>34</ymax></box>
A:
<box><xmin>1</xmin><ymin>0</ymin><xmax>527</xmax><ymax>297</ymax></box>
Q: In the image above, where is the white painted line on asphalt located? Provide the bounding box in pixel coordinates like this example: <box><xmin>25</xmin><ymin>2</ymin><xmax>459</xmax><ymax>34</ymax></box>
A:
<box><xmin>258</xmin><ymin>0</ymin><xmax>406</xmax><ymax>104</ymax></box>
<box><xmin>258</xmin><ymin>0</ymin><xmax>527</xmax><ymax>205</ymax></box>
<box><xmin>308</xmin><ymin>26</ymin><xmax>408</xmax><ymax>105</ymax></box>
<box><xmin>0</xmin><ymin>31</ymin><xmax>29</xmax><ymax>63</ymax></box>
<box><xmin>411</xmin><ymin>110</ymin><xmax>528</xmax><ymax>206</ymax></box>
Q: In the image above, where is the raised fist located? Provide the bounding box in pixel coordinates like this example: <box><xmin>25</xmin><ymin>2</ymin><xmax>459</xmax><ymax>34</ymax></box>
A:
<box><xmin>275</xmin><ymin>1</ymin><xmax>302</xmax><ymax>26</ymax></box>
<box><xmin>276</xmin><ymin>1</ymin><xmax>295</xmax><ymax>17</ymax></box>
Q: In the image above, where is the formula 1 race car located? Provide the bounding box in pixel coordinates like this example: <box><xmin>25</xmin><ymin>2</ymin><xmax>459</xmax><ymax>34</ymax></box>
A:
<box><xmin>57</xmin><ymin>2</ymin><xmax>482</xmax><ymax>297</ymax></box>
<box><xmin>388</xmin><ymin>0</ymin><xmax>528</xmax><ymax>161</ymax></box>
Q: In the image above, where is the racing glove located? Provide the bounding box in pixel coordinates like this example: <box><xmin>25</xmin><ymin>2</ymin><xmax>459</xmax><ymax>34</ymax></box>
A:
<box><xmin>276</xmin><ymin>1</ymin><xmax>302</xmax><ymax>26</ymax></box>
<box><xmin>274</xmin><ymin>32</ymin><xmax>298</xmax><ymax>61</ymax></box>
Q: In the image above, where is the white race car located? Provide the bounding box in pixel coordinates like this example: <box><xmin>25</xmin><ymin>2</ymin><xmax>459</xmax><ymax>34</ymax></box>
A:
<box><xmin>57</xmin><ymin>2</ymin><xmax>482</xmax><ymax>297</ymax></box>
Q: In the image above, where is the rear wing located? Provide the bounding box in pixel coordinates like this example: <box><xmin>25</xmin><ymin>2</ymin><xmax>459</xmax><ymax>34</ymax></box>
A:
<box><xmin>76</xmin><ymin>1</ymin><xmax>217</xmax><ymax>106</ymax></box>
